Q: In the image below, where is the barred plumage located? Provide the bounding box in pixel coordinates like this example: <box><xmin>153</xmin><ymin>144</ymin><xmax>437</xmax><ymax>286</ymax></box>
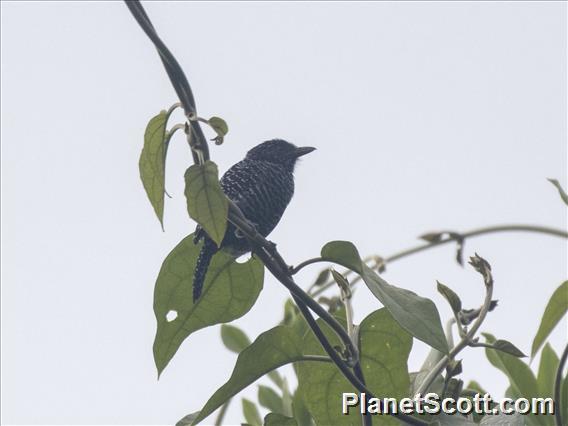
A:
<box><xmin>192</xmin><ymin>139</ymin><xmax>315</xmax><ymax>301</ymax></box>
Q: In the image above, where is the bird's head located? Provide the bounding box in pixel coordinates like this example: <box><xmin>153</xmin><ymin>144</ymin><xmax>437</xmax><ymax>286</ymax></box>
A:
<box><xmin>246</xmin><ymin>139</ymin><xmax>316</xmax><ymax>170</ymax></box>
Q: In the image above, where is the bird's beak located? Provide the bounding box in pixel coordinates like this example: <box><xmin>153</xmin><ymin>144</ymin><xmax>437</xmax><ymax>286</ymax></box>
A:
<box><xmin>295</xmin><ymin>146</ymin><xmax>316</xmax><ymax>157</ymax></box>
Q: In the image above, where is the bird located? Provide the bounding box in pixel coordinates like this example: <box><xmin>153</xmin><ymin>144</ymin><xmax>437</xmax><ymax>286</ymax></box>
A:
<box><xmin>192</xmin><ymin>139</ymin><xmax>315</xmax><ymax>302</ymax></box>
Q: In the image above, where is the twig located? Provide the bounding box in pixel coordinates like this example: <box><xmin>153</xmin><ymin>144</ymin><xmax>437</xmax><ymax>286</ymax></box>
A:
<box><xmin>310</xmin><ymin>224</ymin><xmax>568</xmax><ymax>298</ymax></box>
<box><xmin>415</xmin><ymin>254</ymin><xmax>494</xmax><ymax>396</ymax></box>
<box><xmin>554</xmin><ymin>343</ymin><xmax>568</xmax><ymax>426</ymax></box>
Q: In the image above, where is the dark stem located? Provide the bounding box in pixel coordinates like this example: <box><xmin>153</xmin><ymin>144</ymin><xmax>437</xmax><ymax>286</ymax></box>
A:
<box><xmin>554</xmin><ymin>343</ymin><xmax>568</xmax><ymax>426</ymax></box>
<box><xmin>290</xmin><ymin>257</ymin><xmax>326</xmax><ymax>275</ymax></box>
<box><xmin>253</xmin><ymin>248</ymin><xmax>359</xmax><ymax>366</ymax></box>
<box><xmin>124</xmin><ymin>1</ymin><xmax>208</xmax><ymax>162</ymax></box>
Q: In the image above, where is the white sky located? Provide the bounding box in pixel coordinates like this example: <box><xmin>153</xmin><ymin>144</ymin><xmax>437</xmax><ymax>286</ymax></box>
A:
<box><xmin>1</xmin><ymin>1</ymin><xmax>566</xmax><ymax>425</ymax></box>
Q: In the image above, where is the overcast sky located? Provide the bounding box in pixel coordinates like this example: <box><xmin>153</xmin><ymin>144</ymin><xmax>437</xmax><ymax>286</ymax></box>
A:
<box><xmin>1</xmin><ymin>1</ymin><xmax>566</xmax><ymax>425</ymax></box>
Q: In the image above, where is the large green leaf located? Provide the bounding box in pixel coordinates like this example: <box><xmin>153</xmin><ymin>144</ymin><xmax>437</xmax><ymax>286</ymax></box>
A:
<box><xmin>192</xmin><ymin>326</ymin><xmax>309</xmax><ymax>425</ymax></box>
<box><xmin>483</xmin><ymin>333</ymin><xmax>546</xmax><ymax>426</ymax></box>
<box><xmin>221</xmin><ymin>324</ymin><xmax>252</xmax><ymax>354</ymax></box>
<box><xmin>297</xmin><ymin>308</ymin><xmax>412</xmax><ymax>425</ymax></box>
<box><xmin>320</xmin><ymin>241</ymin><xmax>448</xmax><ymax>354</ymax></box>
<box><xmin>531</xmin><ymin>281</ymin><xmax>568</xmax><ymax>358</ymax></box>
<box><xmin>153</xmin><ymin>234</ymin><xmax>264</xmax><ymax>376</ymax></box>
<box><xmin>361</xmin><ymin>265</ymin><xmax>448</xmax><ymax>354</ymax></box>
<box><xmin>184</xmin><ymin>161</ymin><xmax>228</xmax><ymax>246</ymax></box>
<box><xmin>537</xmin><ymin>343</ymin><xmax>559</xmax><ymax>399</ymax></box>
<box><xmin>139</xmin><ymin>110</ymin><xmax>172</xmax><ymax>229</ymax></box>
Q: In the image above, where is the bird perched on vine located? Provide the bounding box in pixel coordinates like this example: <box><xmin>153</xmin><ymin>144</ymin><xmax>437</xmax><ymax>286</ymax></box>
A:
<box><xmin>192</xmin><ymin>139</ymin><xmax>315</xmax><ymax>301</ymax></box>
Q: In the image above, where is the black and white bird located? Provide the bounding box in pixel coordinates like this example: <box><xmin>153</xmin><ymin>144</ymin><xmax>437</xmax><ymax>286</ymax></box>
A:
<box><xmin>192</xmin><ymin>139</ymin><xmax>315</xmax><ymax>301</ymax></box>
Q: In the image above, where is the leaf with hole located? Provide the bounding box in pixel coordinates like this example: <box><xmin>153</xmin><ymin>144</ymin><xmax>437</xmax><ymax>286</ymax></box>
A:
<box><xmin>184</xmin><ymin>161</ymin><xmax>228</xmax><ymax>246</ymax></box>
<box><xmin>153</xmin><ymin>234</ymin><xmax>264</xmax><ymax>376</ymax></box>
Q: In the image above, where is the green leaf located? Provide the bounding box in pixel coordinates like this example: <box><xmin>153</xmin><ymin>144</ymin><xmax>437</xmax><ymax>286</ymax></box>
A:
<box><xmin>537</xmin><ymin>343</ymin><xmax>559</xmax><ymax>398</ymax></box>
<box><xmin>482</xmin><ymin>333</ymin><xmax>547</xmax><ymax>425</ymax></box>
<box><xmin>242</xmin><ymin>398</ymin><xmax>262</xmax><ymax>426</ymax></box>
<box><xmin>320</xmin><ymin>241</ymin><xmax>363</xmax><ymax>273</ymax></box>
<box><xmin>531</xmin><ymin>281</ymin><xmax>568</xmax><ymax>358</ymax></box>
<box><xmin>547</xmin><ymin>178</ymin><xmax>568</xmax><ymax>205</ymax></box>
<box><xmin>490</xmin><ymin>339</ymin><xmax>527</xmax><ymax>358</ymax></box>
<box><xmin>264</xmin><ymin>413</ymin><xmax>297</xmax><ymax>426</ymax></box>
<box><xmin>312</xmin><ymin>268</ymin><xmax>330</xmax><ymax>287</ymax></box>
<box><xmin>464</xmin><ymin>380</ymin><xmax>487</xmax><ymax>395</ymax></box>
<box><xmin>258</xmin><ymin>385</ymin><xmax>284</xmax><ymax>415</ymax></box>
<box><xmin>192</xmin><ymin>326</ymin><xmax>307</xmax><ymax>425</ymax></box>
<box><xmin>297</xmin><ymin>308</ymin><xmax>412</xmax><ymax>426</ymax></box>
<box><xmin>330</xmin><ymin>269</ymin><xmax>350</xmax><ymax>295</ymax></box>
<box><xmin>209</xmin><ymin>116</ymin><xmax>229</xmax><ymax>137</ymax></box>
<box><xmin>153</xmin><ymin>235</ymin><xmax>264</xmax><ymax>376</ymax></box>
<box><xmin>361</xmin><ymin>265</ymin><xmax>448</xmax><ymax>354</ymax></box>
<box><xmin>291</xmin><ymin>388</ymin><xmax>313</xmax><ymax>426</ymax></box>
<box><xmin>184</xmin><ymin>161</ymin><xmax>228</xmax><ymax>246</ymax></box>
<box><xmin>139</xmin><ymin>110</ymin><xmax>172</xmax><ymax>229</ymax></box>
<box><xmin>280</xmin><ymin>377</ymin><xmax>293</xmax><ymax>417</ymax></box>
<box><xmin>320</xmin><ymin>240</ymin><xmax>448</xmax><ymax>354</ymax></box>
<box><xmin>175</xmin><ymin>411</ymin><xmax>200</xmax><ymax>426</ymax></box>
<box><xmin>221</xmin><ymin>324</ymin><xmax>252</xmax><ymax>354</ymax></box>
<box><xmin>437</xmin><ymin>281</ymin><xmax>462</xmax><ymax>315</ymax></box>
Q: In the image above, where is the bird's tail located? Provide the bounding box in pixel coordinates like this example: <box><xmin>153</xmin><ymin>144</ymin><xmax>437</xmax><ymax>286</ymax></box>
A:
<box><xmin>193</xmin><ymin>238</ymin><xmax>218</xmax><ymax>302</ymax></box>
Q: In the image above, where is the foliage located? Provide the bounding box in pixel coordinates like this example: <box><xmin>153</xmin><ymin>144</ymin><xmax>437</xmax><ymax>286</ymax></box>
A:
<box><xmin>127</xmin><ymin>3</ymin><xmax>568</xmax><ymax>425</ymax></box>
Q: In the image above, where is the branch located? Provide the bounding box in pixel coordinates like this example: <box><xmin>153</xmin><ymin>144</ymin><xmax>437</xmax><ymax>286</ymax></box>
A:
<box><xmin>415</xmin><ymin>254</ymin><xmax>494</xmax><ymax>396</ymax></box>
<box><xmin>126</xmin><ymin>3</ymin><xmax>426</xmax><ymax>424</ymax></box>
<box><xmin>125</xmin><ymin>1</ymin><xmax>208</xmax><ymax>163</ymax></box>
<box><xmin>554</xmin><ymin>343</ymin><xmax>568</xmax><ymax>426</ymax></box>
<box><xmin>311</xmin><ymin>224</ymin><xmax>568</xmax><ymax>297</ymax></box>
